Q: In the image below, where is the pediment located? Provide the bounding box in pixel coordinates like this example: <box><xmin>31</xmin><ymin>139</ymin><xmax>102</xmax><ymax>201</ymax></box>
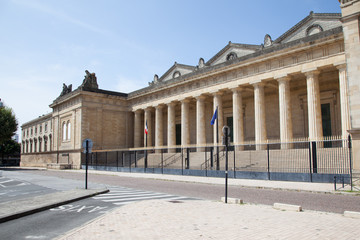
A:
<box><xmin>206</xmin><ymin>42</ymin><xmax>261</xmax><ymax>66</ymax></box>
<box><xmin>274</xmin><ymin>12</ymin><xmax>341</xmax><ymax>44</ymax></box>
<box><xmin>159</xmin><ymin>62</ymin><xmax>195</xmax><ymax>82</ymax></box>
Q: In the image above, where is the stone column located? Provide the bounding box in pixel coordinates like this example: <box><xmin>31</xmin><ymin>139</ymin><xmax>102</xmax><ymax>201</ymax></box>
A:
<box><xmin>305</xmin><ymin>70</ymin><xmax>323</xmax><ymax>141</ymax></box>
<box><xmin>337</xmin><ymin>65</ymin><xmax>351</xmax><ymax>139</ymax></box>
<box><xmin>167</xmin><ymin>102</ymin><xmax>176</xmax><ymax>152</ymax></box>
<box><xmin>232</xmin><ymin>88</ymin><xmax>244</xmax><ymax>150</ymax></box>
<box><xmin>196</xmin><ymin>96</ymin><xmax>206</xmax><ymax>152</ymax></box>
<box><xmin>253</xmin><ymin>82</ymin><xmax>267</xmax><ymax>149</ymax></box>
<box><xmin>213</xmin><ymin>93</ymin><xmax>223</xmax><ymax>145</ymax></box>
<box><xmin>134</xmin><ymin>110</ymin><xmax>142</xmax><ymax>148</ymax></box>
<box><xmin>278</xmin><ymin>76</ymin><xmax>293</xmax><ymax>149</ymax></box>
<box><xmin>181</xmin><ymin>99</ymin><xmax>190</xmax><ymax>147</ymax></box>
<box><xmin>144</xmin><ymin>108</ymin><xmax>152</xmax><ymax>147</ymax></box>
<box><xmin>155</xmin><ymin>105</ymin><xmax>164</xmax><ymax>151</ymax></box>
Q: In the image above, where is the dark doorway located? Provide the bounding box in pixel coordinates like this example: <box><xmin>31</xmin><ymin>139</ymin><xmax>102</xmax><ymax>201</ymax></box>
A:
<box><xmin>226</xmin><ymin>117</ymin><xmax>234</xmax><ymax>143</ymax></box>
<box><xmin>176</xmin><ymin>124</ymin><xmax>181</xmax><ymax>145</ymax></box>
<box><xmin>321</xmin><ymin>103</ymin><xmax>332</xmax><ymax>147</ymax></box>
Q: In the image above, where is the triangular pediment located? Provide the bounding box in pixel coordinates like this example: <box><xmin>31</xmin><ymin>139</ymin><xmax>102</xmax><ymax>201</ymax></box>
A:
<box><xmin>206</xmin><ymin>42</ymin><xmax>261</xmax><ymax>66</ymax></box>
<box><xmin>274</xmin><ymin>12</ymin><xmax>341</xmax><ymax>44</ymax></box>
<box><xmin>159</xmin><ymin>62</ymin><xmax>195</xmax><ymax>82</ymax></box>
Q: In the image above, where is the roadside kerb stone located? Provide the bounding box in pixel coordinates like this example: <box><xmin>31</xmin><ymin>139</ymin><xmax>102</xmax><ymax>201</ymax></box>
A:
<box><xmin>273</xmin><ymin>203</ymin><xmax>302</xmax><ymax>212</ymax></box>
<box><xmin>0</xmin><ymin>188</ymin><xmax>109</xmax><ymax>223</ymax></box>
<box><xmin>221</xmin><ymin>197</ymin><xmax>243</xmax><ymax>204</ymax></box>
<box><xmin>344</xmin><ymin>211</ymin><xmax>360</xmax><ymax>219</ymax></box>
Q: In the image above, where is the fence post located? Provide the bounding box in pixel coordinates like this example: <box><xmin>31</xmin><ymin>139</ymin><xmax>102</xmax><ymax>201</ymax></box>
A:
<box><xmin>308</xmin><ymin>142</ymin><xmax>313</xmax><ymax>182</ymax></box>
<box><xmin>348</xmin><ymin>134</ymin><xmax>353</xmax><ymax>191</ymax></box>
<box><xmin>161</xmin><ymin>149</ymin><xmax>163</xmax><ymax>174</ymax></box>
<box><xmin>116</xmin><ymin>151</ymin><xmax>119</xmax><ymax>170</ymax></box>
<box><xmin>95</xmin><ymin>152</ymin><xmax>98</xmax><ymax>170</ymax></box>
<box><xmin>105</xmin><ymin>152</ymin><xmax>107</xmax><ymax>169</ymax></box>
<box><xmin>205</xmin><ymin>148</ymin><xmax>207</xmax><ymax>177</ymax></box>
<box><xmin>121</xmin><ymin>152</ymin><xmax>124</xmax><ymax>167</ymax></box>
<box><xmin>233</xmin><ymin>146</ymin><xmax>236</xmax><ymax>179</ymax></box>
<box><xmin>267</xmin><ymin>143</ymin><xmax>270</xmax><ymax>180</ymax></box>
<box><xmin>210</xmin><ymin>147</ymin><xmax>214</xmax><ymax>169</ymax></box>
<box><xmin>186</xmin><ymin>148</ymin><xmax>190</xmax><ymax>169</ymax></box>
<box><xmin>134</xmin><ymin>151</ymin><xmax>137</xmax><ymax>168</ymax></box>
<box><xmin>312</xmin><ymin>141</ymin><xmax>318</xmax><ymax>173</ymax></box>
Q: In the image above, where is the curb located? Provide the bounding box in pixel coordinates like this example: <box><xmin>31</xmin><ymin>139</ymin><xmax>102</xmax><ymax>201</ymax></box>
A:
<box><xmin>0</xmin><ymin>188</ymin><xmax>109</xmax><ymax>223</ymax></box>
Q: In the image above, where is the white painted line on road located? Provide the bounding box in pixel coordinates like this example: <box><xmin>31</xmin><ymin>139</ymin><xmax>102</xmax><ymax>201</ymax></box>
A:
<box><xmin>112</xmin><ymin>196</ymin><xmax>186</xmax><ymax>205</ymax></box>
<box><xmin>101</xmin><ymin>193</ymin><xmax>173</xmax><ymax>202</ymax></box>
<box><xmin>93</xmin><ymin>192</ymin><xmax>164</xmax><ymax>200</ymax></box>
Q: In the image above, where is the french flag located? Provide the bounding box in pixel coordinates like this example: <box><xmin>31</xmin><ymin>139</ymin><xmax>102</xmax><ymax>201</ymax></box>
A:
<box><xmin>145</xmin><ymin>120</ymin><xmax>148</xmax><ymax>135</ymax></box>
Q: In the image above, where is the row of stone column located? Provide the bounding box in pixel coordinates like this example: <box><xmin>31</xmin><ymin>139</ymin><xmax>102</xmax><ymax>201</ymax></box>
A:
<box><xmin>133</xmin><ymin>67</ymin><xmax>350</xmax><ymax>150</ymax></box>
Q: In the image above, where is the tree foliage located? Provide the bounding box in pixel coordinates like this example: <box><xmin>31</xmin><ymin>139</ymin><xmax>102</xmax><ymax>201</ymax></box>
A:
<box><xmin>0</xmin><ymin>139</ymin><xmax>20</xmax><ymax>156</ymax></box>
<box><xmin>0</xmin><ymin>107</ymin><xmax>18</xmax><ymax>145</ymax></box>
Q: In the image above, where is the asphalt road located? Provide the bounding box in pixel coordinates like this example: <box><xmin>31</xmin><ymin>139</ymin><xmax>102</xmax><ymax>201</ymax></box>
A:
<box><xmin>6</xmin><ymin>168</ymin><xmax>360</xmax><ymax>214</ymax></box>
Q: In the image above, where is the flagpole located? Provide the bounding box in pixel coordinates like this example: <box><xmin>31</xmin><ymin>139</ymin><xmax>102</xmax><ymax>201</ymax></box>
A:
<box><xmin>216</xmin><ymin>106</ymin><xmax>219</xmax><ymax>170</ymax></box>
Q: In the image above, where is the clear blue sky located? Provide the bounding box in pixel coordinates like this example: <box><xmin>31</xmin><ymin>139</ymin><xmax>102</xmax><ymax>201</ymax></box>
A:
<box><xmin>0</xmin><ymin>0</ymin><xmax>341</xmax><ymax>138</ymax></box>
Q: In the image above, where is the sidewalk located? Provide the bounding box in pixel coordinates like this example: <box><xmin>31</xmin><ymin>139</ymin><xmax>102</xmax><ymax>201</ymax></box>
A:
<box><xmin>64</xmin><ymin>169</ymin><xmax>340</xmax><ymax>193</ymax></box>
<box><xmin>57</xmin><ymin>199</ymin><xmax>360</xmax><ymax>240</ymax></box>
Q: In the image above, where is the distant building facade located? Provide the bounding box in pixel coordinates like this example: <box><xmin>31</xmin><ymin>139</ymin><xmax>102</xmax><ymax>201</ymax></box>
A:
<box><xmin>21</xmin><ymin>1</ymin><xmax>360</xmax><ymax>172</ymax></box>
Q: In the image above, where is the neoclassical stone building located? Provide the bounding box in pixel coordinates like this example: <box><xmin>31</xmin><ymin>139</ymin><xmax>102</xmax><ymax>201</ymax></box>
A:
<box><xmin>21</xmin><ymin>0</ymin><xmax>360</xmax><ymax>173</ymax></box>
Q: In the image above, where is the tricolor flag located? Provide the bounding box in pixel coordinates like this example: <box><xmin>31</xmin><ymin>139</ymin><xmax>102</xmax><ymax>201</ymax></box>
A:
<box><xmin>145</xmin><ymin>120</ymin><xmax>148</xmax><ymax>135</ymax></box>
<box><xmin>211</xmin><ymin>108</ymin><xmax>218</xmax><ymax>125</ymax></box>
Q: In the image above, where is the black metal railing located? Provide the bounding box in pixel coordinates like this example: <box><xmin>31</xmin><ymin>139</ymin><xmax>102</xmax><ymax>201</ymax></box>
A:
<box><xmin>81</xmin><ymin>137</ymin><xmax>352</xmax><ymax>183</ymax></box>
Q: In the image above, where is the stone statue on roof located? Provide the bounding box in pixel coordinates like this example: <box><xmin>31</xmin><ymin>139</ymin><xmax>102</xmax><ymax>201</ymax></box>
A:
<box><xmin>81</xmin><ymin>70</ymin><xmax>99</xmax><ymax>89</ymax></box>
<box><xmin>60</xmin><ymin>83</ymin><xmax>72</xmax><ymax>97</ymax></box>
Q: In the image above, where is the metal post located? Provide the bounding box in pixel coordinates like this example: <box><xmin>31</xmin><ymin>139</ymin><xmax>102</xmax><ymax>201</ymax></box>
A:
<box><xmin>116</xmin><ymin>151</ymin><xmax>119</xmax><ymax>170</ymax></box>
<box><xmin>210</xmin><ymin>147</ymin><xmax>214</xmax><ymax>169</ymax></box>
<box><xmin>308</xmin><ymin>141</ymin><xmax>313</xmax><ymax>182</ymax></box>
<box><xmin>267</xmin><ymin>143</ymin><xmax>270</xmax><ymax>180</ymax></box>
<box><xmin>312</xmin><ymin>141</ymin><xmax>318</xmax><ymax>173</ymax></box>
<box><xmin>348</xmin><ymin>135</ymin><xmax>353</xmax><ymax>191</ymax></box>
<box><xmin>134</xmin><ymin>151</ymin><xmax>137</xmax><ymax>168</ymax></box>
<box><xmin>216</xmin><ymin>107</ymin><xmax>219</xmax><ymax>171</ymax></box>
<box><xmin>145</xmin><ymin>135</ymin><xmax>148</xmax><ymax>169</ymax></box>
<box><xmin>224</xmin><ymin>126</ymin><xmax>229</xmax><ymax>204</ymax></box>
<box><xmin>85</xmin><ymin>140</ymin><xmax>88</xmax><ymax>190</ymax></box>
<box><xmin>161</xmin><ymin>149</ymin><xmax>164</xmax><ymax>174</ymax></box>
<box><xmin>233</xmin><ymin>146</ymin><xmax>236</xmax><ymax>179</ymax></box>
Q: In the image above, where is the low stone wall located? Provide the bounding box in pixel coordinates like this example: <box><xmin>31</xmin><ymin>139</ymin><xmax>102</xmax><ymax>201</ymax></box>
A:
<box><xmin>20</xmin><ymin>151</ymin><xmax>82</xmax><ymax>169</ymax></box>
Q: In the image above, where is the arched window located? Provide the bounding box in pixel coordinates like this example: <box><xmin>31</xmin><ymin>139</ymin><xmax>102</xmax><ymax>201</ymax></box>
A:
<box><xmin>62</xmin><ymin>122</ymin><xmax>66</xmax><ymax>141</ymax></box>
<box><xmin>67</xmin><ymin>121</ymin><xmax>71</xmax><ymax>140</ymax></box>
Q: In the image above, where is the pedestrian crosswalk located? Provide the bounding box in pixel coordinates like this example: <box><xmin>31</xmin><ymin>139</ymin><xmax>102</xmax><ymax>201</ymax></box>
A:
<box><xmin>0</xmin><ymin>177</ymin><xmax>29</xmax><ymax>188</ymax></box>
<box><xmin>92</xmin><ymin>187</ymin><xmax>195</xmax><ymax>206</ymax></box>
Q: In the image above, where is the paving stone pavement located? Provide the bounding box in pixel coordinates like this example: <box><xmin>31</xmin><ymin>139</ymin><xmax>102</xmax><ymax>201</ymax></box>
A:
<box><xmin>58</xmin><ymin>199</ymin><xmax>360</xmax><ymax>240</ymax></box>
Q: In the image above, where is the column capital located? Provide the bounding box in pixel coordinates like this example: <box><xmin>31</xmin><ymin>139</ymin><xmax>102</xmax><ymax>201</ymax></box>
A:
<box><xmin>231</xmin><ymin>87</ymin><xmax>243</xmax><ymax>93</ymax></box>
<box><xmin>252</xmin><ymin>81</ymin><xmax>265</xmax><ymax>88</ymax></box>
<box><xmin>180</xmin><ymin>98</ymin><xmax>191</xmax><ymax>103</ymax></box>
<box><xmin>155</xmin><ymin>104</ymin><xmax>165</xmax><ymax>110</ymax></box>
<box><xmin>302</xmin><ymin>68</ymin><xmax>320</xmax><ymax>77</ymax></box>
<box><xmin>277</xmin><ymin>76</ymin><xmax>291</xmax><ymax>83</ymax></box>
<box><xmin>195</xmin><ymin>95</ymin><xmax>207</xmax><ymax>101</ymax></box>
<box><xmin>166</xmin><ymin>101</ymin><xmax>177</xmax><ymax>107</ymax></box>
<box><xmin>336</xmin><ymin>63</ymin><xmax>347</xmax><ymax>71</ymax></box>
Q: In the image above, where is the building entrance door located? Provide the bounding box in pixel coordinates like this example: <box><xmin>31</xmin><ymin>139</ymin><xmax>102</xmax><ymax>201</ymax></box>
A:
<box><xmin>321</xmin><ymin>103</ymin><xmax>332</xmax><ymax>147</ymax></box>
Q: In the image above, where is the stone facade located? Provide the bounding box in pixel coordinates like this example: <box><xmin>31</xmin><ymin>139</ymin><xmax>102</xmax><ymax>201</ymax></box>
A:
<box><xmin>21</xmin><ymin>2</ymin><xmax>360</xmax><ymax>171</ymax></box>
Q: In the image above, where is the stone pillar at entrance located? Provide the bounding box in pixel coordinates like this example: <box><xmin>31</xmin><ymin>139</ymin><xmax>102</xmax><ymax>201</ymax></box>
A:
<box><xmin>232</xmin><ymin>88</ymin><xmax>244</xmax><ymax>150</ymax></box>
<box><xmin>155</xmin><ymin>105</ymin><xmax>164</xmax><ymax>152</ymax></box>
<box><xmin>337</xmin><ymin>65</ymin><xmax>351</xmax><ymax>139</ymax></box>
<box><xmin>144</xmin><ymin>108</ymin><xmax>152</xmax><ymax>147</ymax></box>
<box><xmin>196</xmin><ymin>96</ymin><xmax>206</xmax><ymax>152</ymax></box>
<box><xmin>213</xmin><ymin>93</ymin><xmax>223</xmax><ymax>145</ymax></box>
<box><xmin>167</xmin><ymin>102</ymin><xmax>176</xmax><ymax>153</ymax></box>
<box><xmin>278</xmin><ymin>76</ymin><xmax>293</xmax><ymax>149</ymax></box>
<box><xmin>181</xmin><ymin>99</ymin><xmax>190</xmax><ymax>147</ymax></box>
<box><xmin>304</xmin><ymin>70</ymin><xmax>323</xmax><ymax>141</ymax></box>
<box><xmin>253</xmin><ymin>82</ymin><xmax>267</xmax><ymax>150</ymax></box>
<box><xmin>134</xmin><ymin>110</ymin><xmax>142</xmax><ymax>148</ymax></box>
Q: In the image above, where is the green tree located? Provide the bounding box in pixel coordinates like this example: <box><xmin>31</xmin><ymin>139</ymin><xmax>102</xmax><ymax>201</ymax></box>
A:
<box><xmin>0</xmin><ymin>107</ymin><xmax>18</xmax><ymax>145</ymax></box>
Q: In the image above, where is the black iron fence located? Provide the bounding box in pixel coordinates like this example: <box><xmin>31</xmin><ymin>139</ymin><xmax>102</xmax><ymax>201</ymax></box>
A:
<box><xmin>81</xmin><ymin>137</ymin><xmax>352</xmax><ymax>183</ymax></box>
